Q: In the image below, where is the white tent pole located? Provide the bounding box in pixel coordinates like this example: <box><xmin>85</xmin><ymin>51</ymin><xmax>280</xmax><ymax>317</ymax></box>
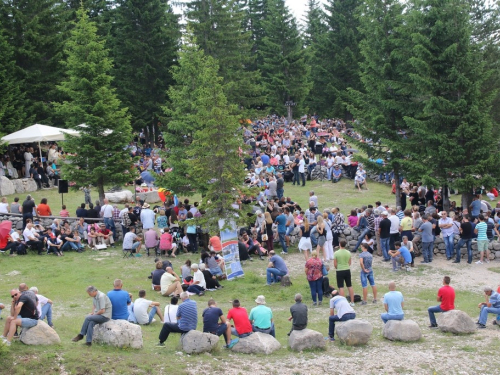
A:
<box><xmin>39</xmin><ymin>141</ymin><xmax>42</xmax><ymax>162</ymax></box>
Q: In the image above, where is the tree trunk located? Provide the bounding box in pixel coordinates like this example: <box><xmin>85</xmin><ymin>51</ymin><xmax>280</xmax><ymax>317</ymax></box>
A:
<box><xmin>461</xmin><ymin>191</ymin><xmax>474</xmax><ymax>213</ymax></box>
<box><xmin>442</xmin><ymin>184</ymin><xmax>450</xmax><ymax>212</ymax></box>
<box><xmin>394</xmin><ymin>168</ymin><xmax>401</xmax><ymax>208</ymax></box>
<box><xmin>98</xmin><ymin>180</ymin><xmax>105</xmax><ymax>204</ymax></box>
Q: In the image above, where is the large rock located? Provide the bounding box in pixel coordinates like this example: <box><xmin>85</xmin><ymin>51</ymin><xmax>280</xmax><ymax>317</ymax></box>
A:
<box><xmin>104</xmin><ymin>190</ymin><xmax>133</xmax><ymax>204</ymax></box>
<box><xmin>12</xmin><ymin>178</ymin><xmax>37</xmax><ymax>194</ymax></box>
<box><xmin>336</xmin><ymin>319</ymin><xmax>372</xmax><ymax>346</ymax></box>
<box><xmin>92</xmin><ymin>319</ymin><xmax>143</xmax><ymax>349</ymax></box>
<box><xmin>137</xmin><ymin>190</ymin><xmax>162</xmax><ymax>204</ymax></box>
<box><xmin>0</xmin><ymin>176</ymin><xmax>15</xmax><ymax>196</ymax></box>
<box><xmin>438</xmin><ymin>310</ymin><xmax>476</xmax><ymax>334</ymax></box>
<box><xmin>383</xmin><ymin>320</ymin><xmax>422</xmax><ymax>342</ymax></box>
<box><xmin>232</xmin><ymin>332</ymin><xmax>281</xmax><ymax>354</ymax></box>
<box><xmin>20</xmin><ymin>321</ymin><xmax>61</xmax><ymax>345</ymax></box>
<box><xmin>180</xmin><ymin>331</ymin><xmax>219</xmax><ymax>354</ymax></box>
<box><xmin>289</xmin><ymin>328</ymin><xmax>325</xmax><ymax>351</ymax></box>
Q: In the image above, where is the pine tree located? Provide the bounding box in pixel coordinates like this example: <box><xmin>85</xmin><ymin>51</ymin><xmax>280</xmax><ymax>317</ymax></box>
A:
<box><xmin>0</xmin><ymin>20</ymin><xmax>26</xmax><ymax>135</ymax></box>
<box><xmin>1</xmin><ymin>0</ymin><xmax>66</xmax><ymax>125</ymax></box>
<box><xmin>111</xmin><ymin>0</ymin><xmax>180</xmax><ymax>131</ymax></box>
<box><xmin>54</xmin><ymin>7</ymin><xmax>133</xmax><ymax>202</ymax></box>
<box><xmin>158</xmin><ymin>42</ymin><xmax>250</xmax><ymax>232</ymax></box>
<box><xmin>245</xmin><ymin>0</ymin><xmax>268</xmax><ymax>71</ymax></box>
<box><xmin>403</xmin><ymin>0</ymin><xmax>500</xmax><ymax>209</ymax></box>
<box><xmin>309</xmin><ymin>0</ymin><xmax>362</xmax><ymax>118</ymax></box>
<box><xmin>348</xmin><ymin>0</ymin><xmax>414</xmax><ymax>207</ymax></box>
<box><xmin>186</xmin><ymin>0</ymin><xmax>264</xmax><ymax>112</ymax></box>
<box><xmin>259</xmin><ymin>0</ymin><xmax>310</xmax><ymax>116</ymax></box>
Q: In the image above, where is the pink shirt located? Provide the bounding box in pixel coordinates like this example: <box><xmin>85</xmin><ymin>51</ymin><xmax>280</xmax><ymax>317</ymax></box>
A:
<box><xmin>348</xmin><ymin>215</ymin><xmax>358</xmax><ymax>228</ymax></box>
<box><xmin>160</xmin><ymin>232</ymin><xmax>173</xmax><ymax>250</ymax></box>
<box><xmin>59</xmin><ymin>209</ymin><xmax>70</xmax><ymax>218</ymax></box>
<box><xmin>144</xmin><ymin>229</ymin><xmax>159</xmax><ymax>248</ymax></box>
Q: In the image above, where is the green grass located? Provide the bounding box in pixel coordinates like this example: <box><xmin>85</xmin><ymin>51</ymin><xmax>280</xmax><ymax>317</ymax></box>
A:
<box><xmin>0</xmin><ymin>178</ymin><xmax>495</xmax><ymax>374</ymax></box>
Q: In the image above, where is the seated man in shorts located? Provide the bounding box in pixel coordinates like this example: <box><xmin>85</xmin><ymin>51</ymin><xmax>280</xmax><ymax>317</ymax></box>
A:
<box><xmin>1</xmin><ymin>288</ymin><xmax>39</xmax><ymax>346</ymax></box>
<box><xmin>333</xmin><ymin>240</ymin><xmax>355</xmax><ymax>306</ymax></box>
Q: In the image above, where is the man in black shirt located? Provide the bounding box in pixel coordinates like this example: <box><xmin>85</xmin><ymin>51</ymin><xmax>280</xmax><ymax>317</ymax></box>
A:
<box><xmin>1</xmin><ymin>288</ymin><xmax>39</xmax><ymax>346</ymax></box>
<box><xmin>86</xmin><ymin>203</ymin><xmax>99</xmax><ymax>219</ymax></box>
<box><xmin>22</xmin><ymin>195</ymin><xmax>36</xmax><ymax>229</ymax></box>
<box><xmin>76</xmin><ymin>203</ymin><xmax>88</xmax><ymax>218</ymax></box>
<box><xmin>276</xmin><ymin>173</ymin><xmax>284</xmax><ymax>199</ymax></box>
<box><xmin>202</xmin><ymin>298</ymin><xmax>231</xmax><ymax>347</ymax></box>
<box><xmin>288</xmin><ymin>293</ymin><xmax>308</xmax><ymax>336</ymax></box>
<box><xmin>453</xmin><ymin>215</ymin><xmax>473</xmax><ymax>264</ymax></box>
<box><xmin>379</xmin><ymin>211</ymin><xmax>392</xmax><ymax>261</ymax></box>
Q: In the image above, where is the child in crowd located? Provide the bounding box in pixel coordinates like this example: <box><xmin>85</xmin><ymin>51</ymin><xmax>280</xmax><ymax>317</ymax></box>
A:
<box><xmin>59</xmin><ymin>205</ymin><xmax>70</xmax><ymax>218</ymax></box>
<box><xmin>359</xmin><ymin>243</ymin><xmax>377</xmax><ymax>304</ymax></box>
<box><xmin>157</xmin><ymin>210</ymin><xmax>168</xmax><ymax>230</ymax></box>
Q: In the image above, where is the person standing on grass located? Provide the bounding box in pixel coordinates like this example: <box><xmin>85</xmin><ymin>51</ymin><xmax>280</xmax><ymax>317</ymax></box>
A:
<box><xmin>359</xmin><ymin>243</ymin><xmax>377</xmax><ymax>305</ymax></box>
<box><xmin>156</xmin><ymin>292</ymin><xmax>197</xmax><ymax>347</ymax></box>
<box><xmin>72</xmin><ymin>286</ymin><xmax>112</xmax><ymax>346</ymax></box>
<box><xmin>305</xmin><ymin>251</ymin><xmax>323</xmax><ymax>306</ymax></box>
<box><xmin>333</xmin><ymin>240</ymin><xmax>355</xmax><ymax>307</ymax></box>
<box><xmin>379</xmin><ymin>211</ymin><xmax>391</xmax><ymax>261</ymax></box>
<box><xmin>476</xmin><ymin>286</ymin><xmax>500</xmax><ymax>329</ymax></box>
<box><xmin>428</xmin><ymin>276</ymin><xmax>455</xmax><ymax>328</ymax></box>
<box><xmin>381</xmin><ymin>282</ymin><xmax>404</xmax><ymax>323</ymax></box>
<box><xmin>475</xmin><ymin>214</ymin><xmax>490</xmax><ymax>264</ymax></box>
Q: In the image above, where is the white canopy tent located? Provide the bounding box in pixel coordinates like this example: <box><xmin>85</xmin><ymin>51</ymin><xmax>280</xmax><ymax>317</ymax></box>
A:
<box><xmin>1</xmin><ymin>124</ymin><xmax>80</xmax><ymax>160</ymax></box>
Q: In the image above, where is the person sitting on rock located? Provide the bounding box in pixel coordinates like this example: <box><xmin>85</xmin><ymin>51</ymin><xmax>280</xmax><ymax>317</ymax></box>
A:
<box><xmin>327</xmin><ymin>295</ymin><xmax>356</xmax><ymax>342</ymax></box>
<box><xmin>156</xmin><ymin>292</ymin><xmax>197</xmax><ymax>347</ymax></box>
<box><xmin>107</xmin><ymin>279</ymin><xmax>131</xmax><ymax>320</ymax></box>
<box><xmin>428</xmin><ymin>276</ymin><xmax>455</xmax><ymax>329</ymax></box>
<box><xmin>249</xmin><ymin>295</ymin><xmax>275</xmax><ymax>337</ymax></box>
<box><xmin>1</xmin><ymin>288</ymin><xmax>39</xmax><ymax>346</ymax></box>
<box><xmin>476</xmin><ymin>286</ymin><xmax>500</xmax><ymax>329</ymax></box>
<box><xmin>133</xmin><ymin>290</ymin><xmax>164</xmax><ymax>325</ymax></box>
<box><xmin>202</xmin><ymin>298</ymin><xmax>237</xmax><ymax>349</ymax></box>
<box><xmin>381</xmin><ymin>282</ymin><xmax>404</xmax><ymax>323</ymax></box>
<box><xmin>288</xmin><ymin>293</ymin><xmax>308</xmax><ymax>336</ymax></box>
<box><xmin>72</xmin><ymin>286</ymin><xmax>112</xmax><ymax>347</ymax></box>
<box><xmin>227</xmin><ymin>299</ymin><xmax>253</xmax><ymax>338</ymax></box>
<box><xmin>29</xmin><ymin>286</ymin><xmax>54</xmax><ymax>328</ymax></box>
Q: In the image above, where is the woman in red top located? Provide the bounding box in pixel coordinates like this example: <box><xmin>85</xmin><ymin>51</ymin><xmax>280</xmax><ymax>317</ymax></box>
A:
<box><xmin>305</xmin><ymin>250</ymin><xmax>324</xmax><ymax>306</ymax></box>
<box><xmin>36</xmin><ymin>198</ymin><xmax>52</xmax><ymax>216</ymax></box>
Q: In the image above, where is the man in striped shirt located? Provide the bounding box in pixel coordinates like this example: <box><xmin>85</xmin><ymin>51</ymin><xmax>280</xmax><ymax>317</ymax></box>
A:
<box><xmin>157</xmin><ymin>292</ymin><xmax>197</xmax><ymax>347</ymax></box>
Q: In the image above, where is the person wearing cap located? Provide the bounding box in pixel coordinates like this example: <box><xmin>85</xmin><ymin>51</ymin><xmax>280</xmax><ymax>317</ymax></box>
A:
<box><xmin>327</xmin><ymin>295</ymin><xmax>355</xmax><ymax>341</ymax></box>
<box><xmin>428</xmin><ymin>276</ymin><xmax>455</xmax><ymax>328</ymax></box>
<box><xmin>438</xmin><ymin>211</ymin><xmax>454</xmax><ymax>260</ymax></box>
<box><xmin>97</xmin><ymin>223</ymin><xmax>115</xmax><ymax>247</ymax></box>
<box><xmin>140</xmin><ymin>203</ymin><xmax>156</xmax><ymax>231</ymax></box>
<box><xmin>379</xmin><ymin>211</ymin><xmax>391</xmax><ymax>261</ymax></box>
<box><xmin>476</xmin><ymin>286</ymin><xmax>500</xmax><ymax>328</ymax></box>
<box><xmin>186</xmin><ymin>264</ymin><xmax>205</xmax><ymax>296</ymax></box>
<box><xmin>249</xmin><ymin>295</ymin><xmax>275</xmax><ymax>337</ymax></box>
<box><xmin>227</xmin><ymin>299</ymin><xmax>253</xmax><ymax>338</ymax></box>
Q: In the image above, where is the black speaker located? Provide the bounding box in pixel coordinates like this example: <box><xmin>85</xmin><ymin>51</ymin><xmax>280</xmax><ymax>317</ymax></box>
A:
<box><xmin>58</xmin><ymin>180</ymin><xmax>68</xmax><ymax>194</ymax></box>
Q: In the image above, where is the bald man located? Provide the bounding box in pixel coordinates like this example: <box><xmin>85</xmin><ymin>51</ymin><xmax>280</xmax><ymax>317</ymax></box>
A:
<box><xmin>107</xmin><ymin>279</ymin><xmax>131</xmax><ymax>320</ymax></box>
<box><xmin>381</xmin><ymin>282</ymin><xmax>404</xmax><ymax>323</ymax></box>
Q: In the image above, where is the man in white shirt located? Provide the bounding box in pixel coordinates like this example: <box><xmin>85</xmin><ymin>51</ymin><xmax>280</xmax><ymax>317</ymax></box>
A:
<box><xmin>187</xmin><ymin>264</ymin><xmax>206</xmax><ymax>296</ymax></box>
<box><xmin>24</xmin><ymin>148</ymin><xmax>33</xmax><ymax>178</ymax></box>
<box><xmin>29</xmin><ymin>287</ymin><xmax>53</xmax><ymax>327</ymax></box>
<box><xmin>23</xmin><ymin>222</ymin><xmax>44</xmax><ymax>255</ymax></box>
<box><xmin>389</xmin><ymin>208</ymin><xmax>401</xmax><ymax>250</ymax></box>
<box><xmin>100</xmin><ymin>198</ymin><xmax>116</xmax><ymax>240</ymax></box>
<box><xmin>438</xmin><ymin>211</ymin><xmax>455</xmax><ymax>260</ymax></box>
<box><xmin>298</xmin><ymin>157</ymin><xmax>306</xmax><ymax>187</ymax></box>
<box><xmin>309</xmin><ymin>191</ymin><xmax>318</xmax><ymax>208</ymax></box>
<box><xmin>133</xmin><ymin>290</ymin><xmax>163</xmax><ymax>324</ymax></box>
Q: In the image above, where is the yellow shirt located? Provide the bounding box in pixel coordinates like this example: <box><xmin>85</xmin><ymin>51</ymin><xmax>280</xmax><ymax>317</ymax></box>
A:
<box><xmin>401</xmin><ymin>217</ymin><xmax>412</xmax><ymax>231</ymax></box>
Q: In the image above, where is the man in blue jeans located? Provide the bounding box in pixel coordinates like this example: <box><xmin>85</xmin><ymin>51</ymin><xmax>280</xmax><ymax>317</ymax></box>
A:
<box><xmin>476</xmin><ymin>286</ymin><xmax>500</xmax><ymax>328</ymax></box>
<box><xmin>72</xmin><ymin>286</ymin><xmax>112</xmax><ymax>346</ymax></box>
<box><xmin>1</xmin><ymin>288</ymin><xmax>39</xmax><ymax>346</ymax></box>
<box><xmin>266</xmin><ymin>251</ymin><xmax>288</xmax><ymax>285</ymax></box>
<box><xmin>29</xmin><ymin>286</ymin><xmax>54</xmax><ymax>328</ymax></box>
<box><xmin>428</xmin><ymin>276</ymin><xmax>455</xmax><ymax>328</ymax></box>
<box><xmin>419</xmin><ymin>215</ymin><xmax>434</xmax><ymax>263</ymax></box>
<box><xmin>381</xmin><ymin>282</ymin><xmax>404</xmax><ymax>323</ymax></box>
<box><xmin>453</xmin><ymin>215</ymin><xmax>473</xmax><ymax>264</ymax></box>
<box><xmin>379</xmin><ymin>211</ymin><xmax>391</xmax><ymax>261</ymax></box>
<box><xmin>275</xmin><ymin>209</ymin><xmax>288</xmax><ymax>254</ymax></box>
<box><xmin>327</xmin><ymin>295</ymin><xmax>356</xmax><ymax>341</ymax></box>
<box><xmin>438</xmin><ymin>211</ymin><xmax>455</xmax><ymax>260</ymax></box>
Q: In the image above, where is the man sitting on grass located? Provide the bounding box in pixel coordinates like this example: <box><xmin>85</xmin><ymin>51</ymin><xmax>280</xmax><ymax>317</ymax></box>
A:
<box><xmin>132</xmin><ymin>290</ymin><xmax>164</xmax><ymax>325</ymax></box>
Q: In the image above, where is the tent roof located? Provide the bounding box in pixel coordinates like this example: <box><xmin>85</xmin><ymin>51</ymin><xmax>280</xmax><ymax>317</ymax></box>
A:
<box><xmin>1</xmin><ymin>124</ymin><xmax>79</xmax><ymax>145</ymax></box>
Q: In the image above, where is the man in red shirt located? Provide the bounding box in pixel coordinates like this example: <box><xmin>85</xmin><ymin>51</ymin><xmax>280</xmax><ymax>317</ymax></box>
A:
<box><xmin>226</xmin><ymin>299</ymin><xmax>253</xmax><ymax>339</ymax></box>
<box><xmin>97</xmin><ymin>223</ymin><xmax>115</xmax><ymax>247</ymax></box>
<box><xmin>428</xmin><ymin>276</ymin><xmax>455</xmax><ymax>328</ymax></box>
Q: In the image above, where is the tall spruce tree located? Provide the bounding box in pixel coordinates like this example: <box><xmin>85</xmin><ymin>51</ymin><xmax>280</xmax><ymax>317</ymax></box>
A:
<box><xmin>111</xmin><ymin>0</ymin><xmax>180</xmax><ymax>131</ymax></box>
<box><xmin>348</xmin><ymin>0</ymin><xmax>413</xmax><ymax>207</ymax></box>
<box><xmin>259</xmin><ymin>0</ymin><xmax>310</xmax><ymax>116</ymax></box>
<box><xmin>309</xmin><ymin>0</ymin><xmax>362</xmax><ymax>118</ymax></box>
<box><xmin>158</xmin><ymin>42</ymin><xmax>250</xmax><ymax>232</ymax></box>
<box><xmin>54</xmin><ymin>7</ymin><xmax>133</xmax><ymax>202</ymax></box>
<box><xmin>186</xmin><ymin>0</ymin><xmax>264</xmax><ymax>112</ymax></box>
<box><xmin>0</xmin><ymin>20</ymin><xmax>26</xmax><ymax>135</ymax></box>
<box><xmin>403</xmin><ymin>0</ymin><xmax>500</xmax><ymax>209</ymax></box>
<box><xmin>1</xmin><ymin>0</ymin><xmax>66</xmax><ymax>125</ymax></box>
<box><xmin>245</xmin><ymin>0</ymin><xmax>268</xmax><ymax>71</ymax></box>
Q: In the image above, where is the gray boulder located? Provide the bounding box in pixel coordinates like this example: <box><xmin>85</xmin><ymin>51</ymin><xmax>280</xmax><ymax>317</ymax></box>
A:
<box><xmin>336</xmin><ymin>319</ymin><xmax>372</xmax><ymax>346</ymax></box>
<box><xmin>288</xmin><ymin>328</ymin><xmax>325</xmax><ymax>351</ymax></box>
<box><xmin>20</xmin><ymin>321</ymin><xmax>61</xmax><ymax>345</ymax></box>
<box><xmin>383</xmin><ymin>320</ymin><xmax>422</xmax><ymax>342</ymax></box>
<box><xmin>105</xmin><ymin>190</ymin><xmax>133</xmax><ymax>203</ymax></box>
<box><xmin>137</xmin><ymin>190</ymin><xmax>162</xmax><ymax>204</ymax></box>
<box><xmin>232</xmin><ymin>332</ymin><xmax>281</xmax><ymax>354</ymax></box>
<box><xmin>438</xmin><ymin>310</ymin><xmax>476</xmax><ymax>334</ymax></box>
<box><xmin>180</xmin><ymin>331</ymin><xmax>219</xmax><ymax>354</ymax></box>
<box><xmin>92</xmin><ymin>319</ymin><xmax>143</xmax><ymax>348</ymax></box>
<box><xmin>0</xmin><ymin>176</ymin><xmax>15</xmax><ymax>196</ymax></box>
